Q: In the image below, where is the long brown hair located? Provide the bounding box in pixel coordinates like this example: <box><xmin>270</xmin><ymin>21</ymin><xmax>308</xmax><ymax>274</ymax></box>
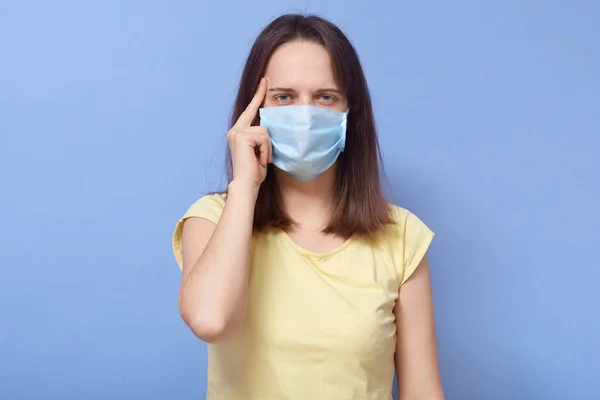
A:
<box><xmin>225</xmin><ymin>14</ymin><xmax>393</xmax><ymax>237</ymax></box>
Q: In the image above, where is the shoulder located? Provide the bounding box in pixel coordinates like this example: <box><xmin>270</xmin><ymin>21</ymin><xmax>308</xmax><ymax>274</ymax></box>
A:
<box><xmin>179</xmin><ymin>192</ymin><xmax>228</xmax><ymax>224</ymax></box>
<box><xmin>379</xmin><ymin>203</ymin><xmax>435</xmax><ymax>286</ymax></box>
<box><xmin>388</xmin><ymin>204</ymin><xmax>433</xmax><ymax>236</ymax></box>
<box><xmin>379</xmin><ymin>204</ymin><xmax>433</xmax><ymax>237</ymax></box>
<box><xmin>171</xmin><ymin>192</ymin><xmax>227</xmax><ymax>269</ymax></box>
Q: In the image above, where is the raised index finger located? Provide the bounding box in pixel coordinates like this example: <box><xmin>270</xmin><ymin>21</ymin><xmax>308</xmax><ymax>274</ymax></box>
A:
<box><xmin>234</xmin><ymin>78</ymin><xmax>267</xmax><ymax>128</ymax></box>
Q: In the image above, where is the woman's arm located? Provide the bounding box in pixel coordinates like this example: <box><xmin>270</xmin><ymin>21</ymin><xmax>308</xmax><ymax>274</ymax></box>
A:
<box><xmin>178</xmin><ymin>79</ymin><xmax>270</xmax><ymax>343</ymax></box>
<box><xmin>394</xmin><ymin>253</ymin><xmax>445</xmax><ymax>400</ymax></box>
<box><xmin>178</xmin><ymin>180</ymin><xmax>259</xmax><ymax>343</ymax></box>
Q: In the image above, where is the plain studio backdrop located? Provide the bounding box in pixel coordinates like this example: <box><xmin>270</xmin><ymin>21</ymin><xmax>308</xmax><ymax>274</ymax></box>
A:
<box><xmin>1</xmin><ymin>1</ymin><xmax>598</xmax><ymax>399</ymax></box>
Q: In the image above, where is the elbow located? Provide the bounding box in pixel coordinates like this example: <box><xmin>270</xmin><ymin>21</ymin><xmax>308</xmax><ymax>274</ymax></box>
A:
<box><xmin>179</xmin><ymin>305</ymin><xmax>232</xmax><ymax>343</ymax></box>
<box><xmin>188</xmin><ymin>316</ymin><xmax>228</xmax><ymax>343</ymax></box>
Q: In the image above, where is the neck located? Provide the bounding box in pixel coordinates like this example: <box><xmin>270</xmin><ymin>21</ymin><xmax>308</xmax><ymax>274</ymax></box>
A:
<box><xmin>275</xmin><ymin>164</ymin><xmax>337</xmax><ymax>230</ymax></box>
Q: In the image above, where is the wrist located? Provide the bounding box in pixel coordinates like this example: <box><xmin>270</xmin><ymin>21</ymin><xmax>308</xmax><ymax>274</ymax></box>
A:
<box><xmin>228</xmin><ymin>179</ymin><xmax>261</xmax><ymax>199</ymax></box>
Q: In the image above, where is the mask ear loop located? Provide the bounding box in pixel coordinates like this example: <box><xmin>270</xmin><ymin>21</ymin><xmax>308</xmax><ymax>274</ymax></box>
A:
<box><xmin>339</xmin><ymin>109</ymin><xmax>349</xmax><ymax>152</ymax></box>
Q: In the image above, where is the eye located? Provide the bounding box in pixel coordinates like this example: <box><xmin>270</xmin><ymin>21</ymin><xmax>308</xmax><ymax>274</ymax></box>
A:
<box><xmin>319</xmin><ymin>95</ymin><xmax>335</xmax><ymax>104</ymax></box>
<box><xmin>275</xmin><ymin>94</ymin><xmax>291</xmax><ymax>103</ymax></box>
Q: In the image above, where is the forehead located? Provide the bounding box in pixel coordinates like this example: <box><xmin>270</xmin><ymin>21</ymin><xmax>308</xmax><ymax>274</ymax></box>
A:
<box><xmin>265</xmin><ymin>41</ymin><xmax>338</xmax><ymax>89</ymax></box>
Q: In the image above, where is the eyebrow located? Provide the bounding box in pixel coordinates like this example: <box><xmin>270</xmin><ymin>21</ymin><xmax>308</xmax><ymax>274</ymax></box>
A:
<box><xmin>268</xmin><ymin>87</ymin><xmax>344</xmax><ymax>94</ymax></box>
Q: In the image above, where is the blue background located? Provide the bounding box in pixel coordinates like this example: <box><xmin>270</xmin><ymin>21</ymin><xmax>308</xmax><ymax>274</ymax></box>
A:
<box><xmin>1</xmin><ymin>1</ymin><xmax>598</xmax><ymax>399</ymax></box>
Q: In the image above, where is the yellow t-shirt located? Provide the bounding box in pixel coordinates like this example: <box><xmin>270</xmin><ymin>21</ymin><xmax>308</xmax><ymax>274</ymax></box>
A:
<box><xmin>172</xmin><ymin>193</ymin><xmax>434</xmax><ymax>400</ymax></box>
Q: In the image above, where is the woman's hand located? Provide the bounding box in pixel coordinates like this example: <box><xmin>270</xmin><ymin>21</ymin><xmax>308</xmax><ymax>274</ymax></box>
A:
<box><xmin>226</xmin><ymin>77</ymin><xmax>271</xmax><ymax>187</ymax></box>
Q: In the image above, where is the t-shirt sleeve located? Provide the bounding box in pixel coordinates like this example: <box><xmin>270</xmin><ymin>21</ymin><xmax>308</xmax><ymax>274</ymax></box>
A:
<box><xmin>171</xmin><ymin>193</ymin><xmax>226</xmax><ymax>270</ymax></box>
<box><xmin>394</xmin><ymin>207</ymin><xmax>435</xmax><ymax>286</ymax></box>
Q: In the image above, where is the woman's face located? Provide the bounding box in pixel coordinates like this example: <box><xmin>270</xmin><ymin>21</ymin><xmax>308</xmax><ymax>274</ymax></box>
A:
<box><xmin>263</xmin><ymin>41</ymin><xmax>348</xmax><ymax>112</ymax></box>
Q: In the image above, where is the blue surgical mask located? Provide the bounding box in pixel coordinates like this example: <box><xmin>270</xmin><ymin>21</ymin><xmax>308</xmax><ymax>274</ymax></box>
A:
<box><xmin>259</xmin><ymin>105</ymin><xmax>348</xmax><ymax>182</ymax></box>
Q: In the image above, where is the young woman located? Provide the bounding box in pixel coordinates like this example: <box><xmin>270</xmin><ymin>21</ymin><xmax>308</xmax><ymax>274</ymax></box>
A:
<box><xmin>172</xmin><ymin>13</ymin><xmax>444</xmax><ymax>400</ymax></box>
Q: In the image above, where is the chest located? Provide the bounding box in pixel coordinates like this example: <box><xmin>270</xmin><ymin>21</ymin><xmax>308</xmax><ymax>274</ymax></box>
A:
<box><xmin>245</xmin><ymin>232</ymin><xmax>400</xmax><ymax>359</ymax></box>
<box><xmin>282</xmin><ymin>228</ymin><xmax>348</xmax><ymax>254</ymax></box>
